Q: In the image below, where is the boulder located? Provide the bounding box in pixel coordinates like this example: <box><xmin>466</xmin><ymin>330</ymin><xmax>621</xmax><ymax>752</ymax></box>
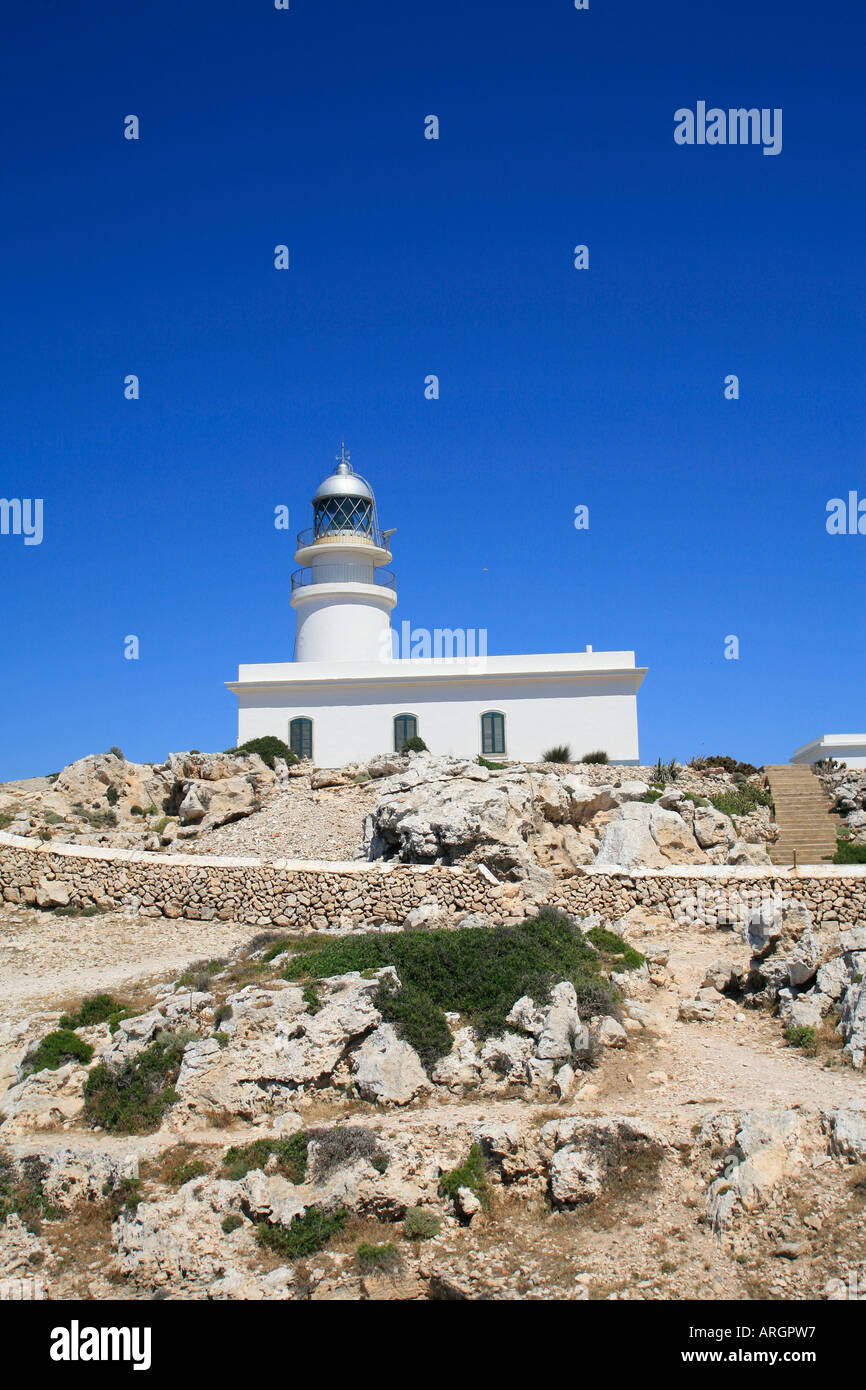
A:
<box><xmin>692</xmin><ymin>805</ymin><xmax>733</xmax><ymax>849</ymax></box>
<box><xmin>594</xmin><ymin>802</ymin><xmax>707</xmax><ymax>870</ymax></box>
<box><xmin>534</xmin><ymin>983</ymin><xmax>587</xmax><ymax>1062</ymax></box>
<box><xmin>351</xmin><ymin>1025</ymin><xmax>430</xmax><ymax>1105</ymax></box>
<box><xmin>35</xmin><ymin>877</ymin><xmax>70</xmax><ymax>909</ymax></box>
<box><xmin>826</xmin><ymin>1101</ymin><xmax>866</xmax><ymax>1160</ymax></box>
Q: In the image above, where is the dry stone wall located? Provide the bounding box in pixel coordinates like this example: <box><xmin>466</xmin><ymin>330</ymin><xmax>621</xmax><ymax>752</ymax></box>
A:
<box><xmin>1</xmin><ymin>832</ymin><xmax>864</xmax><ymax>933</ymax></box>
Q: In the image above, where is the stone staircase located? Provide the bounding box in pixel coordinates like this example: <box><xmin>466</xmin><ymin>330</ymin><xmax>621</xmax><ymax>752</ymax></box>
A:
<box><xmin>764</xmin><ymin>764</ymin><xmax>839</xmax><ymax>865</ymax></box>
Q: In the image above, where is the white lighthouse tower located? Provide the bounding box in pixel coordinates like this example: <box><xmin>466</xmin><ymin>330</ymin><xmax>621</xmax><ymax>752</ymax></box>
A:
<box><xmin>229</xmin><ymin>442</ymin><xmax>646</xmax><ymax>768</ymax></box>
<box><xmin>290</xmin><ymin>445</ymin><xmax>397</xmax><ymax>663</ymax></box>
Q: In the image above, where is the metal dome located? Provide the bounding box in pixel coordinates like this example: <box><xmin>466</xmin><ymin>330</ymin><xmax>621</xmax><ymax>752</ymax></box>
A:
<box><xmin>312</xmin><ymin>461</ymin><xmax>374</xmax><ymax>505</ymax></box>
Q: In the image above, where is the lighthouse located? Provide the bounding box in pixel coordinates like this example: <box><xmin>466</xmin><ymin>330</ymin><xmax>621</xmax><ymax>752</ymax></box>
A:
<box><xmin>228</xmin><ymin>443</ymin><xmax>646</xmax><ymax>767</ymax></box>
<box><xmin>290</xmin><ymin>445</ymin><xmax>397</xmax><ymax>663</ymax></box>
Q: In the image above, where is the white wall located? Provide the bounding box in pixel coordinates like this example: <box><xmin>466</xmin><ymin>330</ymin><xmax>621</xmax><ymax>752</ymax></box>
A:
<box><xmin>235</xmin><ymin>672</ymin><xmax>641</xmax><ymax>766</ymax></box>
<box><xmin>293</xmin><ymin>589</ymin><xmax>395</xmax><ymax>663</ymax></box>
<box><xmin>791</xmin><ymin>737</ymin><xmax>866</xmax><ymax>770</ymax></box>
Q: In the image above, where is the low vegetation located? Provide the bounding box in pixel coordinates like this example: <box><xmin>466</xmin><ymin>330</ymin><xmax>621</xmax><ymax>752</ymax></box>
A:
<box><xmin>542</xmin><ymin>744</ymin><xmax>571</xmax><ymax>764</ymax></box>
<box><xmin>83</xmin><ymin>1031</ymin><xmax>188</xmax><ymax>1133</ymax></box>
<box><xmin>834</xmin><ymin>839</ymin><xmax>866</xmax><ymax>864</ymax></box>
<box><xmin>708</xmin><ymin>781</ymin><xmax>773</xmax><ymax>817</ymax></box>
<box><xmin>439</xmin><ymin>1143</ymin><xmax>491</xmax><ymax>1210</ymax></box>
<box><xmin>223</xmin><ymin>736</ymin><xmax>297</xmax><ymax>769</ymax></box>
<box><xmin>400</xmin><ymin>735</ymin><xmax>428</xmax><ymax>753</ymax></box>
<box><xmin>59</xmin><ymin>993</ymin><xmax>132</xmax><ymax>1033</ymax></box>
<box><xmin>689</xmin><ymin>754</ymin><xmax>759</xmax><ymax>776</ymax></box>
<box><xmin>0</xmin><ymin>1152</ymin><xmax>60</xmax><ymax>1232</ymax></box>
<box><xmin>403</xmin><ymin>1205</ymin><xmax>441</xmax><ymax>1240</ymax></box>
<box><xmin>282</xmin><ymin>911</ymin><xmax>629</xmax><ymax>1065</ymax></box>
<box><xmin>586</xmin><ymin>924</ymin><xmax>644</xmax><ymax>970</ymax></box>
<box><xmin>581</xmin><ymin>750</ymin><xmax>609</xmax><ymax>764</ymax></box>
<box><xmin>222</xmin><ymin>1133</ymin><xmax>309</xmax><ymax>1184</ymax></box>
<box><xmin>306</xmin><ymin>1126</ymin><xmax>388</xmax><ymax>1180</ymax></box>
<box><xmin>783</xmin><ymin>1023</ymin><xmax>818</xmax><ymax>1056</ymax></box>
<box><xmin>23</xmin><ymin>1029</ymin><xmax>93</xmax><ymax>1075</ymax></box>
<box><xmin>357</xmin><ymin>1240</ymin><xmax>400</xmax><ymax>1273</ymax></box>
<box><xmin>652</xmin><ymin>757</ymin><xmax>679</xmax><ymax>784</ymax></box>
<box><xmin>256</xmin><ymin>1206</ymin><xmax>346</xmax><ymax>1258</ymax></box>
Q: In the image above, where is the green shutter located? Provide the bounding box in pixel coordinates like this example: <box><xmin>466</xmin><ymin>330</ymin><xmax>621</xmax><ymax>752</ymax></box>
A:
<box><xmin>290</xmin><ymin>718</ymin><xmax>313</xmax><ymax>760</ymax></box>
<box><xmin>394</xmin><ymin>715</ymin><xmax>417</xmax><ymax>751</ymax></box>
<box><xmin>481</xmin><ymin>712</ymin><xmax>505</xmax><ymax>756</ymax></box>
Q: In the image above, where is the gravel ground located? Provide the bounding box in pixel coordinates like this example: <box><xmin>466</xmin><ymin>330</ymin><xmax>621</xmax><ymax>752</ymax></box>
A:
<box><xmin>178</xmin><ymin>779</ymin><xmax>377</xmax><ymax>860</ymax></box>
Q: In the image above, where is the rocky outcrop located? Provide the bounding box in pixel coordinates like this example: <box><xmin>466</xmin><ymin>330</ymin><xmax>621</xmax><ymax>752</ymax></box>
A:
<box><xmin>819</xmin><ymin>767</ymin><xmax>866</xmax><ymax>845</ymax></box>
<box><xmin>704</xmin><ymin>1109</ymin><xmax>805</xmax><ymax>1231</ymax></box>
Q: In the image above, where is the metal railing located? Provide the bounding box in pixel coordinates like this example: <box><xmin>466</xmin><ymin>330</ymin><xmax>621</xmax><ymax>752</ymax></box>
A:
<box><xmin>296</xmin><ymin>524</ymin><xmax>388</xmax><ymax>550</ymax></box>
<box><xmin>291</xmin><ymin>566</ymin><xmax>396</xmax><ymax>592</ymax></box>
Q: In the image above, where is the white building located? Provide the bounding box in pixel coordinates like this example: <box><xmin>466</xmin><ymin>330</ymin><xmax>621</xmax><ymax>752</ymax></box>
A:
<box><xmin>791</xmin><ymin>735</ymin><xmax>866</xmax><ymax>770</ymax></box>
<box><xmin>227</xmin><ymin>451</ymin><xmax>647</xmax><ymax>767</ymax></box>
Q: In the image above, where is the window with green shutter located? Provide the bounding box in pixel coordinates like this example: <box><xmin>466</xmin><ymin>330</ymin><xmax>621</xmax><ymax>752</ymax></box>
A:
<box><xmin>394</xmin><ymin>714</ymin><xmax>418</xmax><ymax>751</ymax></box>
<box><xmin>481</xmin><ymin>711</ymin><xmax>506</xmax><ymax>756</ymax></box>
<box><xmin>289</xmin><ymin>717</ymin><xmax>313</xmax><ymax>760</ymax></box>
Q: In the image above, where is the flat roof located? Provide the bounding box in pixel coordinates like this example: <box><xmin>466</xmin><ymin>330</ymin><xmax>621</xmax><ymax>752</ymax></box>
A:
<box><xmin>791</xmin><ymin>733</ymin><xmax>866</xmax><ymax>758</ymax></box>
<box><xmin>227</xmin><ymin>650</ymin><xmax>647</xmax><ymax>694</ymax></box>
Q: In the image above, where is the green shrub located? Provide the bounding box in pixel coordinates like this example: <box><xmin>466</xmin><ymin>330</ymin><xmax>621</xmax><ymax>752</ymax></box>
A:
<box><xmin>783</xmin><ymin>1024</ymin><xmax>817</xmax><ymax>1056</ymax></box>
<box><xmin>642</xmin><ymin>788</ymin><xmax>663</xmax><ymax>803</ymax></box>
<box><xmin>108</xmin><ymin>747</ymin><xmax>124</xmax><ymax>760</ymax></box>
<box><xmin>283</xmin><ymin>911</ymin><xmax>618</xmax><ymax>1064</ymax></box>
<box><xmin>834</xmin><ymin>840</ymin><xmax>866</xmax><ymax>864</ymax></box>
<box><xmin>82</xmin><ymin>808</ymin><xmax>117</xmax><ymax>829</ymax></box>
<box><xmin>357</xmin><ymin>1241</ymin><xmax>400</xmax><ymax>1272</ymax></box>
<box><xmin>83</xmin><ymin>1032</ymin><xmax>187</xmax><ymax>1133</ymax></box>
<box><xmin>213</xmin><ymin>1031</ymin><xmax>230</xmax><ymax>1048</ymax></box>
<box><xmin>105</xmin><ymin>1175</ymin><xmax>142</xmax><ymax>1218</ymax></box>
<box><xmin>0</xmin><ymin>812</ymin><xmax>13</xmax><ymax>829</ymax></box>
<box><xmin>106</xmin><ymin>785</ymin><xmax>119</xmax><ymax>806</ymax></box>
<box><xmin>302</xmin><ymin>983</ymin><xmax>321</xmax><ymax>1013</ymax></box>
<box><xmin>689</xmin><ymin>754</ymin><xmax>759</xmax><ymax>777</ymax></box>
<box><xmin>23</xmin><ymin>1029</ymin><xmax>93</xmax><ymax>1076</ymax></box>
<box><xmin>60</xmin><ymin>993</ymin><xmax>131</xmax><ymax>1032</ymax></box>
<box><xmin>476</xmin><ymin>755</ymin><xmax>506</xmax><ymax>771</ymax></box>
<box><xmin>222</xmin><ymin>1213</ymin><xmax>244</xmax><ymax>1234</ymax></box>
<box><xmin>256</xmin><ymin>1207</ymin><xmax>345</xmax><ymax>1258</ymax></box>
<box><xmin>439</xmin><ymin>1143</ymin><xmax>491</xmax><ymax>1210</ymax></box>
<box><xmin>213</xmin><ymin>1003</ymin><xmax>233</xmax><ymax>1028</ymax></box>
<box><xmin>586</xmin><ymin>926</ymin><xmax>645</xmax><ymax>971</ymax></box>
<box><xmin>375</xmin><ymin>978</ymin><xmax>453</xmax><ymax>1068</ymax></box>
<box><xmin>652</xmin><ymin>757</ymin><xmax>679</xmax><ymax>784</ymax></box>
<box><xmin>0</xmin><ymin>1153</ymin><xmax>61</xmax><ymax>1231</ymax></box>
<box><xmin>403</xmin><ymin>1205</ymin><xmax>441</xmax><ymax>1240</ymax></box>
<box><xmin>153</xmin><ymin>817</ymin><xmax>171</xmax><ymax>835</ymax></box>
<box><xmin>221</xmin><ymin>1133</ymin><xmax>309</xmax><ymax>1184</ymax></box>
<box><xmin>261</xmin><ymin>937</ymin><xmax>291</xmax><ymax>963</ymax></box>
<box><xmin>542</xmin><ymin>745</ymin><xmax>571</xmax><ymax>764</ymax></box>
<box><xmin>224</xmin><ymin>736</ymin><xmax>297</xmax><ymax>769</ymax></box>
<box><xmin>169</xmin><ymin>1159</ymin><xmax>208</xmax><ymax>1186</ymax></box>
<box><xmin>41</xmin><ymin>810</ymin><xmax>65</xmax><ymax>825</ymax></box>
<box><xmin>401</xmin><ymin>735</ymin><xmax>427</xmax><ymax>753</ymax></box>
<box><xmin>709</xmin><ymin>783</ymin><xmax>773</xmax><ymax>817</ymax></box>
<box><xmin>581</xmin><ymin>750</ymin><xmax>608</xmax><ymax>765</ymax></box>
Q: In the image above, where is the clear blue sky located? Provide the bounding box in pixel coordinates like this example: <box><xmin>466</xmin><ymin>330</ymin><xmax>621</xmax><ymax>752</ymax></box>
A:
<box><xmin>1</xmin><ymin>0</ymin><xmax>863</xmax><ymax>779</ymax></box>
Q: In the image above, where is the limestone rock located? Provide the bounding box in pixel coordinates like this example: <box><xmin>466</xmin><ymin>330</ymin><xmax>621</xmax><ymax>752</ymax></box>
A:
<box><xmin>35</xmin><ymin>877</ymin><xmax>70</xmax><ymax>909</ymax></box>
<box><xmin>351</xmin><ymin>1024</ymin><xmax>429</xmax><ymax>1105</ymax></box>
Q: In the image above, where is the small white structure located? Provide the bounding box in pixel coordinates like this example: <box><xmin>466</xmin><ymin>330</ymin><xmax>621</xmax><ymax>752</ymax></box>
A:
<box><xmin>227</xmin><ymin>450</ymin><xmax>647</xmax><ymax>767</ymax></box>
<box><xmin>791</xmin><ymin>735</ymin><xmax>866</xmax><ymax>770</ymax></box>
